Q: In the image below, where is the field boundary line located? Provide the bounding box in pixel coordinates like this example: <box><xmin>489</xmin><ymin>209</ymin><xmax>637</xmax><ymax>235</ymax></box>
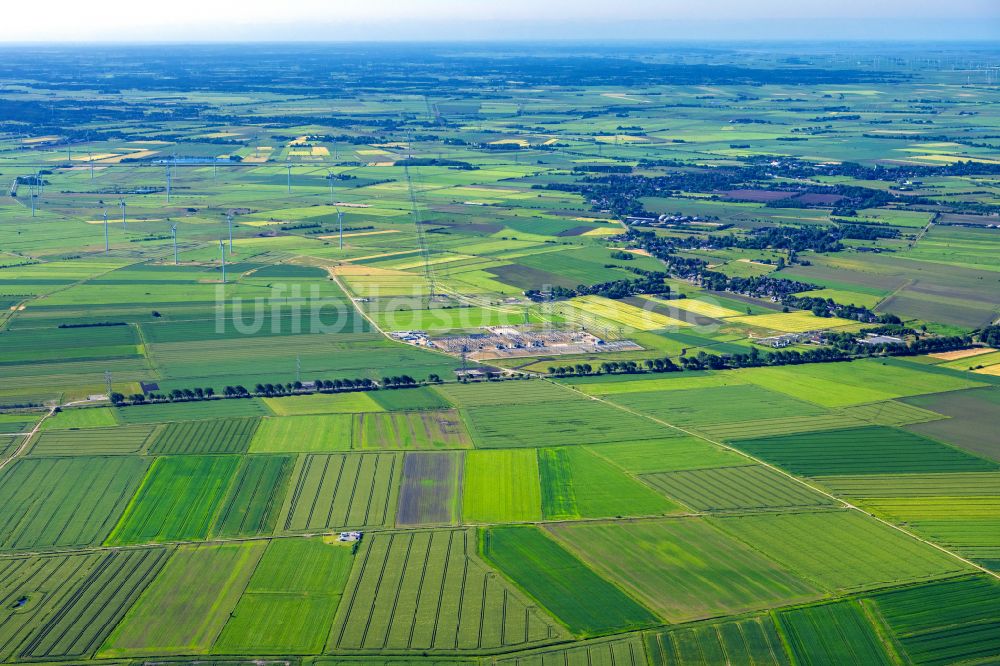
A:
<box><xmin>548</xmin><ymin>378</ymin><xmax>1000</xmax><ymax>582</ymax></box>
<box><xmin>0</xmin><ymin>404</ymin><xmax>56</xmax><ymax>472</ymax></box>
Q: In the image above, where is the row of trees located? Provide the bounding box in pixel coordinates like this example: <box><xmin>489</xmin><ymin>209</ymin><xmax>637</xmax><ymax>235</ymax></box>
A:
<box><xmin>110</xmin><ymin>374</ymin><xmax>441</xmax><ymax>407</ymax></box>
<box><xmin>542</xmin><ymin>332</ymin><xmax>974</xmax><ymax>378</ymax></box>
<box><xmin>525</xmin><ymin>271</ymin><xmax>670</xmax><ymax>302</ymax></box>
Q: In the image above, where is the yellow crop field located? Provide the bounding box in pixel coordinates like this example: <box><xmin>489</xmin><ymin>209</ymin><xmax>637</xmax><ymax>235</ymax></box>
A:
<box><xmin>654</xmin><ymin>297</ymin><xmax>742</xmax><ymax>319</ymax></box>
<box><xmin>571</xmin><ymin>295</ymin><xmax>690</xmax><ymax>331</ymax></box>
<box><xmin>730</xmin><ymin>311</ymin><xmax>859</xmax><ymax>333</ymax></box>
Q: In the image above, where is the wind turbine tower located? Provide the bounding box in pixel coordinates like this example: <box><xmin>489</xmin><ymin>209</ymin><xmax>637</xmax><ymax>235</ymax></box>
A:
<box><xmin>171</xmin><ymin>224</ymin><xmax>178</xmax><ymax>265</ymax></box>
<box><xmin>227</xmin><ymin>213</ymin><xmax>234</xmax><ymax>253</ymax></box>
<box><xmin>119</xmin><ymin>198</ymin><xmax>127</xmax><ymax>230</ymax></box>
<box><xmin>286</xmin><ymin>164</ymin><xmax>292</xmax><ymax>194</ymax></box>
<box><xmin>328</xmin><ymin>169</ymin><xmax>335</xmax><ymax>205</ymax></box>
<box><xmin>337</xmin><ymin>207</ymin><xmax>344</xmax><ymax>250</ymax></box>
<box><xmin>103</xmin><ymin>209</ymin><xmax>109</xmax><ymax>253</ymax></box>
<box><xmin>165</xmin><ymin>164</ymin><xmax>172</xmax><ymax>204</ymax></box>
<box><xmin>219</xmin><ymin>240</ymin><xmax>227</xmax><ymax>284</ymax></box>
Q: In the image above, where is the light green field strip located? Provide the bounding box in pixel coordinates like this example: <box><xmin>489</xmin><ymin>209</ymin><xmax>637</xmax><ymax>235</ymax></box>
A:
<box><xmin>249</xmin><ymin>414</ymin><xmax>354</xmax><ymax>452</ymax></box>
<box><xmin>463</xmin><ymin>449</ymin><xmax>542</xmax><ymax>523</ymax></box>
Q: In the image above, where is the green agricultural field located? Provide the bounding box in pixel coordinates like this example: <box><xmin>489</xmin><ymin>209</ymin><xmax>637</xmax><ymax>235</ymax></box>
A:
<box><xmin>149</xmin><ymin>417</ymin><xmax>260</xmax><ymax>454</ymax></box>
<box><xmin>0</xmin><ymin>455</ymin><xmax>150</xmax><ymax>550</ymax></box>
<box><xmin>903</xmin><ymin>387</ymin><xmax>1000</xmax><ymax>462</ymax></box>
<box><xmin>462</xmin><ymin>399</ymin><xmax>668</xmax><ymax>448</ymax></box>
<box><xmin>0</xmin><ymin>552</ymin><xmax>111</xmax><ymax>660</ymax></box>
<box><xmin>331</xmin><ymin>529</ymin><xmax>563</xmax><ymax>652</ymax></box>
<box><xmin>279</xmin><ymin>452</ymin><xmax>399</xmax><ymax>531</ymax></box>
<box><xmin>777</xmin><ymin>601</ymin><xmax>895</xmax><ymax>665</ymax></box>
<box><xmin>871</xmin><ymin>575</ymin><xmax>1000</xmax><ymax>666</ymax></box>
<box><xmin>250</xmin><ymin>414</ymin><xmax>354</xmax><ymax>452</ymax></box>
<box><xmin>546</xmin><ymin>518</ymin><xmax>819</xmax><ymax>623</ymax></box>
<box><xmin>263</xmin><ymin>392</ymin><xmax>384</xmax><ymax>416</ymax></box>
<box><xmin>100</xmin><ymin>541</ymin><xmax>267</xmax><ymax>657</ymax></box>
<box><xmin>640</xmin><ymin>465</ymin><xmax>836</xmax><ymax>511</ymax></box>
<box><xmin>463</xmin><ymin>449</ymin><xmax>542</xmax><ymax>523</ymax></box>
<box><xmin>19</xmin><ymin>547</ymin><xmax>170</xmax><ymax>660</ymax></box>
<box><xmin>608</xmin><ymin>384</ymin><xmax>829</xmax><ymax>430</ymax></box>
<box><xmin>354</xmin><ymin>409</ymin><xmax>473</xmax><ymax>450</ymax></box>
<box><xmin>713</xmin><ymin>510</ymin><xmax>970</xmax><ymax>591</ymax></box>
<box><xmin>370</xmin><ymin>386</ymin><xmax>452</xmax><ymax>411</ymax></box>
<box><xmin>215</xmin><ymin>538</ymin><xmax>354</xmax><ymax>654</ymax></box>
<box><xmin>212</xmin><ymin>455</ymin><xmax>294</xmax><ymax>537</ymax></box>
<box><xmin>28</xmin><ymin>424</ymin><xmax>158</xmax><ymax>455</ymax></box>
<box><xmin>538</xmin><ymin>447</ymin><xmax>680</xmax><ymax>519</ymax></box>
<box><xmin>108</xmin><ymin>455</ymin><xmax>240</xmax><ymax>544</ymax></box>
<box><xmin>482</xmin><ymin>526</ymin><xmax>658</xmax><ymax>637</ymax></box>
<box><xmin>733</xmin><ymin>426</ymin><xmax>998</xmax><ymax>476</ymax></box>
<box><xmin>115</xmin><ymin>399</ymin><xmax>272</xmax><ymax>424</ymax></box>
<box><xmin>434</xmin><ymin>380</ymin><xmax>574</xmax><ymax>407</ymax></box>
<box><xmin>40</xmin><ymin>407</ymin><xmax>118</xmax><ymax>430</ymax></box>
<box><xmin>644</xmin><ymin>615</ymin><xmax>791</xmax><ymax>665</ymax></box>
<box><xmin>586</xmin><ymin>436</ymin><xmax>750</xmax><ymax>473</ymax></box>
<box><xmin>495</xmin><ymin>635</ymin><xmax>646</xmax><ymax>666</ymax></box>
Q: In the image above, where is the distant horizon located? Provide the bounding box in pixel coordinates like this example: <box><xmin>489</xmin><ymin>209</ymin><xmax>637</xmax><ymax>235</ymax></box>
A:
<box><xmin>0</xmin><ymin>0</ymin><xmax>995</xmax><ymax>43</ymax></box>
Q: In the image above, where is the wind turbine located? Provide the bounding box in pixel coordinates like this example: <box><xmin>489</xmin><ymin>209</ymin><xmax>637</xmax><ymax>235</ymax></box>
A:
<box><xmin>286</xmin><ymin>164</ymin><xmax>292</xmax><ymax>194</ymax></box>
<box><xmin>88</xmin><ymin>152</ymin><xmax>94</xmax><ymax>180</ymax></box>
<box><xmin>171</xmin><ymin>224</ymin><xmax>178</xmax><ymax>265</ymax></box>
<box><xmin>227</xmin><ymin>213</ymin><xmax>233</xmax><ymax>253</ymax></box>
<box><xmin>337</xmin><ymin>207</ymin><xmax>344</xmax><ymax>250</ymax></box>
<box><xmin>119</xmin><ymin>198</ymin><xmax>127</xmax><ymax>230</ymax></box>
<box><xmin>219</xmin><ymin>240</ymin><xmax>226</xmax><ymax>284</ymax></box>
<box><xmin>103</xmin><ymin>209</ymin><xmax>109</xmax><ymax>253</ymax></box>
<box><xmin>165</xmin><ymin>163</ymin><xmax>172</xmax><ymax>204</ymax></box>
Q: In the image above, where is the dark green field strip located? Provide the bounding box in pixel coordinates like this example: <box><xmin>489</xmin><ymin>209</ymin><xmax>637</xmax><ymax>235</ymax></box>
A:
<box><xmin>149</xmin><ymin>417</ymin><xmax>260</xmax><ymax>455</ymax></box>
<box><xmin>281</xmin><ymin>452</ymin><xmax>398</xmax><ymax>532</ymax></box>
<box><xmin>539</xmin><ymin>448</ymin><xmax>577</xmax><ymax>519</ymax></box>
<box><xmin>140</xmin><ymin>309</ymin><xmax>368</xmax><ymax>343</ymax></box>
<box><xmin>114</xmin><ymin>398</ymin><xmax>272</xmax><ymax>425</ymax></box>
<box><xmin>29</xmin><ymin>425</ymin><xmax>158</xmax><ymax>456</ymax></box>
<box><xmin>777</xmin><ymin>600</ymin><xmax>894</xmax><ymax>666</ymax></box>
<box><xmin>0</xmin><ymin>552</ymin><xmax>105</xmax><ymax>661</ymax></box>
<box><xmin>0</xmin><ymin>325</ymin><xmax>139</xmax><ymax>356</ymax></box>
<box><xmin>463</xmin><ymin>400</ymin><xmax>668</xmax><ymax>449</ymax></box>
<box><xmin>495</xmin><ymin>635</ymin><xmax>647</xmax><ymax>666</ymax></box>
<box><xmin>481</xmin><ymin>526</ymin><xmax>658</xmax><ymax>637</ymax></box>
<box><xmin>733</xmin><ymin>426</ymin><xmax>999</xmax><ymax>476</ymax></box>
<box><xmin>644</xmin><ymin>615</ymin><xmax>791</xmax><ymax>665</ymax></box>
<box><xmin>212</xmin><ymin>455</ymin><xmax>293</xmax><ymax>537</ymax></box>
<box><xmin>871</xmin><ymin>575</ymin><xmax>1000</xmax><ymax>666</ymax></box>
<box><xmin>609</xmin><ymin>385</ymin><xmax>828</xmax><ymax>428</ymax></box>
<box><xmin>639</xmin><ymin>465</ymin><xmax>835</xmax><ymax>512</ymax></box>
<box><xmin>331</xmin><ymin>529</ymin><xmax>562</xmax><ymax>651</ymax></box>
<box><xmin>0</xmin><ymin>456</ymin><xmax>150</xmax><ymax>551</ymax></box>
<box><xmin>396</xmin><ymin>451</ymin><xmax>462</xmax><ymax>526</ymax></box>
<box><xmin>107</xmin><ymin>455</ymin><xmax>240</xmax><ymax>545</ymax></box>
<box><xmin>20</xmin><ymin>547</ymin><xmax>169</xmax><ymax>660</ymax></box>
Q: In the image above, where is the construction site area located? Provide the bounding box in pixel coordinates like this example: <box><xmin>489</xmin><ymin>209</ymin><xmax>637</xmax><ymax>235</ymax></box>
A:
<box><xmin>391</xmin><ymin>326</ymin><xmax>643</xmax><ymax>361</ymax></box>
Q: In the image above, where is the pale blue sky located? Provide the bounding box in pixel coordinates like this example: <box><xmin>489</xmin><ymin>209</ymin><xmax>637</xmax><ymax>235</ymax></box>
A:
<box><xmin>0</xmin><ymin>0</ymin><xmax>996</xmax><ymax>42</ymax></box>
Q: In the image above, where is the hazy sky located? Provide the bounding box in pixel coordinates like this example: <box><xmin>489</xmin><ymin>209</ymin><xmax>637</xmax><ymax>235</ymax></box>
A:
<box><xmin>0</xmin><ymin>0</ymin><xmax>996</xmax><ymax>42</ymax></box>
